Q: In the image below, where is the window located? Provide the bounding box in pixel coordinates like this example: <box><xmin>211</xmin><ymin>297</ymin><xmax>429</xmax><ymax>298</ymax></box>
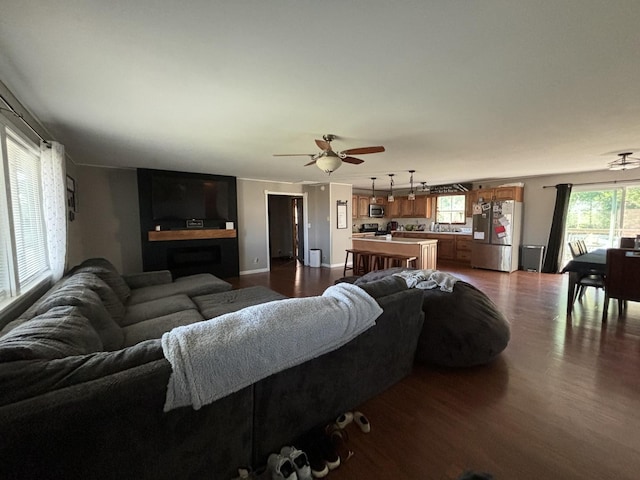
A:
<box><xmin>562</xmin><ymin>184</ymin><xmax>640</xmax><ymax>264</ymax></box>
<box><xmin>0</xmin><ymin>122</ymin><xmax>50</xmax><ymax>310</ymax></box>
<box><xmin>436</xmin><ymin>194</ymin><xmax>466</xmax><ymax>224</ymax></box>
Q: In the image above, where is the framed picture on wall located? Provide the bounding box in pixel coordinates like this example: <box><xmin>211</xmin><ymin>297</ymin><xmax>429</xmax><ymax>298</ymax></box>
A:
<box><xmin>337</xmin><ymin>200</ymin><xmax>348</xmax><ymax>229</ymax></box>
<box><xmin>67</xmin><ymin>174</ymin><xmax>77</xmax><ymax>220</ymax></box>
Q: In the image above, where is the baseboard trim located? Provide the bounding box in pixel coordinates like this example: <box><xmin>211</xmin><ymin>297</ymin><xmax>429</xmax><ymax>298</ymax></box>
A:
<box><xmin>240</xmin><ymin>268</ymin><xmax>270</xmax><ymax>275</ymax></box>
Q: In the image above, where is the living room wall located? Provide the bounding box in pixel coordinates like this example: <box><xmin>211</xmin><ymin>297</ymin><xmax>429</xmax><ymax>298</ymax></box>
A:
<box><xmin>237</xmin><ymin>179</ymin><xmax>305</xmax><ymax>273</ymax></box>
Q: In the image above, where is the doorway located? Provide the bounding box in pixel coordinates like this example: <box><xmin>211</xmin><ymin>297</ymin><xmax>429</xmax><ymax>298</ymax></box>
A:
<box><xmin>267</xmin><ymin>193</ymin><xmax>306</xmax><ymax>269</ymax></box>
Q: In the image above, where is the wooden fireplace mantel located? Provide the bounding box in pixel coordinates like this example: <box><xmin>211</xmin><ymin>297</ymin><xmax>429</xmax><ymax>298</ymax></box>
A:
<box><xmin>148</xmin><ymin>229</ymin><xmax>237</xmax><ymax>242</ymax></box>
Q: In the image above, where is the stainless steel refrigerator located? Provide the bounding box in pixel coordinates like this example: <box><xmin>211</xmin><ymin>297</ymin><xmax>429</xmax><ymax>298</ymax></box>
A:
<box><xmin>471</xmin><ymin>199</ymin><xmax>522</xmax><ymax>272</ymax></box>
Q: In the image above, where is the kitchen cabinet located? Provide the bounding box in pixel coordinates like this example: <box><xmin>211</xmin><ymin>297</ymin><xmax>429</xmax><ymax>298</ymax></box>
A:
<box><xmin>357</xmin><ymin>196</ymin><xmax>370</xmax><ymax>218</ymax></box>
<box><xmin>455</xmin><ymin>236</ymin><xmax>472</xmax><ymax>262</ymax></box>
<box><xmin>392</xmin><ymin>232</ymin><xmax>472</xmax><ymax>263</ymax></box>
<box><xmin>387</xmin><ymin>198</ymin><xmax>402</xmax><ymax>217</ymax></box>
<box><xmin>389</xmin><ymin>195</ymin><xmax>432</xmax><ymax>218</ymax></box>
<box><xmin>466</xmin><ymin>186</ymin><xmax>524</xmax><ymax>216</ymax></box>
<box><xmin>354</xmin><ymin>195</ymin><xmax>388</xmax><ymax>219</ymax></box>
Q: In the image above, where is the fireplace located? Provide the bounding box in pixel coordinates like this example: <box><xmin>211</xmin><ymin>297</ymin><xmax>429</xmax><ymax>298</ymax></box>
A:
<box><xmin>168</xmin><ymin>246</ymin><xmax>222</xmax><ymax>277</ymax></box>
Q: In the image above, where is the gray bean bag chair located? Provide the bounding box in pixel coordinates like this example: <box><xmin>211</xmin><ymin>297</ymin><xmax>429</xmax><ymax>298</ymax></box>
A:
<box><xmin>354</xmin><ymin>268</ymin><xmax>510</xmax><ymax>367</ymax></box>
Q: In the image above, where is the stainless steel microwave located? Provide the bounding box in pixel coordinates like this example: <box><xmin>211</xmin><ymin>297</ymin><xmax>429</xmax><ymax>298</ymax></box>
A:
<box><xmin>369</xmin><ymin>204</ymin><xmax>384</xmax><ymax>218</ymax></box>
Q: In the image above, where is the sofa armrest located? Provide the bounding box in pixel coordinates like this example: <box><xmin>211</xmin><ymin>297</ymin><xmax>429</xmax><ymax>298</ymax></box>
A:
<box><xmin>123</xmin><ymin>270</ymin><xmax>173</xmax><ymax>289</ymax></box>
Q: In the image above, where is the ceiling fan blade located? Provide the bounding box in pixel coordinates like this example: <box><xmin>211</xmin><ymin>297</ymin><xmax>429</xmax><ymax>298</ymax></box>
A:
<box><xmin>273</xmin><ymin>153</ymin><xmax>315</xmax><ymax>157</ymax></box>
<box><xmin>340</xmin><ymin>145</ymin><xmax>385</xmax><ymax>155</ymax></box>
<box><xmin>304</xmin><ymin>159</ymin><xmax>318</xmax><ymax>166</ymax></box>
<box><xmin>342</xmin><ymin>156</ymin><xmax>364</xmax><ymax>165</ymax></box>
<box><xmin>315</xmin><ymin>139</ymin><xmax>331</xmax><ymax>151</ymax></box>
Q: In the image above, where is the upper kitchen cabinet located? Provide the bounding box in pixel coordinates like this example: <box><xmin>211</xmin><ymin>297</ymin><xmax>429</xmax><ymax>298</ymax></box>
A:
<box><xmin>353</xmin><ymin>195</ymin><xmax>387</xmax><ymax>218</ymax></box>
<box><xmin>389</xmin><ymin>195</ymin><xmax>432</xmax><ymax>218</ymax></box>
<box><xmin>466</xmin><ymin>186</ymin><xmax>524</xmax><ymax>216</ymax></box>
<box><xmin>357</xmin><ymin>196</ymin><xmax>370</xmax><ymax>218</ymax></box>
<box><xmin>387</xmin><ymin>197</ymin><xmax>402</xmax><ymax>217</ymax></box>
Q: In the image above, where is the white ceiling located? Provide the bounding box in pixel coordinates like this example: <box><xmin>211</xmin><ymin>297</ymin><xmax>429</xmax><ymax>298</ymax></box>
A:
<box><xmin>1</xmin><ymin>1</ymin><xmax>639</xmax><ymax>190</ymax></box>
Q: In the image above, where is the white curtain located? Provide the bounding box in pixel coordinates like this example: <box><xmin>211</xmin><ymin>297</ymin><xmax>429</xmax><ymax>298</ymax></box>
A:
<box><xmin>40</xmin><ymin>141</ymin><xmax>67</xmax><ymax>280</ymax></box>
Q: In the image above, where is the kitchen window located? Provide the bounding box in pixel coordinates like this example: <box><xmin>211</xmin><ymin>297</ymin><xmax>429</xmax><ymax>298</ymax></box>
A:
<box><xmin>436</xmin><ymin>194</ymin><xmax>466</xmax><ymax>224</ymax></box>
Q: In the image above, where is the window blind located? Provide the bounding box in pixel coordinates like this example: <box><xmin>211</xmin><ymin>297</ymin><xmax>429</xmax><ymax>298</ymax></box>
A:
<box><xmin>6</xmin><ymin>129</ymin><xmax>48</xmax><ymax>288</ymax></box>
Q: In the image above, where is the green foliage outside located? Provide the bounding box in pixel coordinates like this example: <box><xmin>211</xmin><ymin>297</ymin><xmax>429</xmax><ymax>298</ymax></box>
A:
<box><xmin>567</xmin><ymin>187</ymin><xmax>640</xmax><ymax>230</ymax></box>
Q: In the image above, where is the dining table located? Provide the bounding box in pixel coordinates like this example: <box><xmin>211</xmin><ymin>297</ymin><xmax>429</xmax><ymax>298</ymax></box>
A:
<box><xmin>561</xmin><ymin>248</ymin><xmax>607</xmax><ymax>315</ymax></box>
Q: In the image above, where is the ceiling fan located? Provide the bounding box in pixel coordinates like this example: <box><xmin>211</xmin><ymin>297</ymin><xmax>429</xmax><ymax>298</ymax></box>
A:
<box><xmin>608</xmin><ymin>152</ymin><xmax>640</xmax><ymax>171</ymax></box>
<box><xmin>274</xmin><ymin>134</ymin><xmax>385</xmax><ymax>173</ymax></box>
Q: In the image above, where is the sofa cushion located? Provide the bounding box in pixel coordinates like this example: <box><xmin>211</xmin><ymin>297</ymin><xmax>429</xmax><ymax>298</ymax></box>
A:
<box><xmin>193</xmin><ymin>286</ymin><xmax>287</xmax><ymax>319</ymax></box>
<box><xmin>121</xmin><ymin>294</ymin><xmax>198</xmax><ymax>327</ymax></box>
<box><xmin>0</xmin><ymin>306</ymin><xmax>103</xmax><ymax>361</ymax></box>
<box><xmin>0</xmin><ymin>339</ymin><xmax>164</xmax><ymax>407</ymax></box>
<box><xmin>64</xmin><ymin>272</ymin><xmax>126</xmax><ymax>323</ymax></box>
<box><xmin>77</xmin><ymin>258</ymin><xmax>131</xmax><ymax>303</ymax></box>
<box><xmin>35</xmin><ymin>286</ymin><xmax>124</xmax><ymax>351</ymax></box>
<box><xmin>353</xmin><ymin>275</ymin><xmax>408</xmax><ymax>299</ymax></box>
<box><xmin>122</xmin><ymin>309</ymin><xmax>204</xmax><ymax>347</ymax></box>
<box><xmin>127</xmin><ymin>274</ymin><xmax>232</xmax><ymax>305</ymax></box>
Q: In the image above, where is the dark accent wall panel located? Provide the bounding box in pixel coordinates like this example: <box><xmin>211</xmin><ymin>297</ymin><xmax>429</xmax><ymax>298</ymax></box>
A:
<box><xmin>137</xmin><ymin>169</ymin><xmax>239</xmax><ymax>279</ymax></box>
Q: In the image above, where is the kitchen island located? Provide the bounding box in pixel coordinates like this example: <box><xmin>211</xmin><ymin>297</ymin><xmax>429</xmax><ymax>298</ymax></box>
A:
<box><xmin>352</xmin><ymin>237</ymin><xmax>438</xmax><ymax>270</ymax></box>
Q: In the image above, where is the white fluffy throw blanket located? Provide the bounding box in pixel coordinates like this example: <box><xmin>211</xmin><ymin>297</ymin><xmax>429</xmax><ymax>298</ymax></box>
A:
<box><xmin>393</xmin><ymin>269</ymin><xmax>460</xmax><ymax>292</ymax></box>
<box><xmin>161</xmin><ymin>283</ymin><xmax>382</xmax><ymax>412</ymax></box>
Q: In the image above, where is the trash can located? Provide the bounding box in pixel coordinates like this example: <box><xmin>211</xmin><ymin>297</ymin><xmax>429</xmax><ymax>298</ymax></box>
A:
<box><xmin>309</xmin><ymin>249</ymin><xmax>321</xmax><ymax>268</ymax></box>
<box><xmin>520</xmin><ymin>245</ymin><xmax>545</xmax><ymax>272</ymax></box>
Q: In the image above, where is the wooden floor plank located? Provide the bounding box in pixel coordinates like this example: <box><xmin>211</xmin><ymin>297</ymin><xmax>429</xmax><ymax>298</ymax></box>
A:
<box><xmin>230</xmin><ymin>261</ymin><xmax>640</xmax><ymax>479</ymax></box>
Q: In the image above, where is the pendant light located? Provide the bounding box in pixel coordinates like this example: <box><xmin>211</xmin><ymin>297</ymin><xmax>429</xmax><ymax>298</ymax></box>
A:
<box><xmin>408</xmin><ymin>170</ymin><xmax>416</xmax><ymax>201</ymax></box>
<box><xmin>388</xmin><ymin>174</ymin><xmax>395</xmax><ymax>202</ymax></box>
<box><xmin>370</xmin><ymin>177</ymin><xmax>377</xmax><ymax>203</ymax></box>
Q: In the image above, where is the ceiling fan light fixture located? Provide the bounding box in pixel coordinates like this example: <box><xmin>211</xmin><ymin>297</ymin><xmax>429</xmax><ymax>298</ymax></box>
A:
<box><xmin>388</xmin><ymin>174</ymin><xmax>395</xmax><ymax>202</ymax></box>
<box><xmin>608</xmin><ymin>152</ymin><xmax>640</xmax><ymax>171</ymax></box>
<box><xmin>315</xmin><ymin>155</ymin><xmax>342</xmax><ymax>173</ymax></box>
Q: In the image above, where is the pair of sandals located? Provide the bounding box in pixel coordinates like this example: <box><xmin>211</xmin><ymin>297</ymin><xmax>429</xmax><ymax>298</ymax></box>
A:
<box><xmin>334</xmin><ymin>411</ymin><xmax>370</xmax><ymax>433</ymax></box>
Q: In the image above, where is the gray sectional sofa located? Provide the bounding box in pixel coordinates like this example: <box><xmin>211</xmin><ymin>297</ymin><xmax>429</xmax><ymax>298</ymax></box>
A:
<box><xmin>0</xmin><ymin>259</ymin><xmax>425</xmax><ymax>480</ymax></box>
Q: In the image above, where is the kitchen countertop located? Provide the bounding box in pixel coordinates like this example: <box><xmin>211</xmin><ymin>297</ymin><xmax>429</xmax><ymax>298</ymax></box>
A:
<box><xmin>392</xmin><ymin>230</ymin><xmax>472</xmax><ymax>236</ymax></box>
<box><xmin>352</xmin><ymin>237</ymin><xmax>438</xmax><ymax>245</ymax></box>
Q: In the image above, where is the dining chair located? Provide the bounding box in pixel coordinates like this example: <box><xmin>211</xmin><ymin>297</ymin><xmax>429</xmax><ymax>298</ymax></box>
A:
<box><xmin>577</xmin><ymin>239</ymin><xmax>588</xmax><ymax>255</ymax></box>
<box><xmin>602</xmin><ymin>248</ymin><xmax>640</xmax><ymax>321</ymax></box>
<box><xmin>568</xmin><ymin>241</ymin><xmax>582</xmax><ymax>259</ymax></box>
<box><xmin>620</xmin><ymin>237</ymin><xmax>635</xmax><ymax>248</ymax></box>
<box><xmin>567</xmin><ymin>241</ymin><xmax>605</xmax><ymax>302</ymax></box>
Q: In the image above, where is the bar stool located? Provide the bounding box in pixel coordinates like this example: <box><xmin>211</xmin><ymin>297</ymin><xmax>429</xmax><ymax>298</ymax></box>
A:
<box><xmin>356</xmin><ymin>250</ymin><xmax>376</xmax><ymax>274</ymax></box>
<box><xmin>386</xmin><ymin>255</ymin><xmax>417</xmax><ymax>269</ymax></box>
<box><xmin>344</xmin><ymin>249</ymin><xmax>357</xmax><ymax>276</ymax></box>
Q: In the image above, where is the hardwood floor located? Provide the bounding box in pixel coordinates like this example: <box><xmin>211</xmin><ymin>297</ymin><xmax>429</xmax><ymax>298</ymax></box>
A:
<box><xmin>230</xmin><ymin>261</ymin><xmax>640</xmax><ymax>479</ymax></box>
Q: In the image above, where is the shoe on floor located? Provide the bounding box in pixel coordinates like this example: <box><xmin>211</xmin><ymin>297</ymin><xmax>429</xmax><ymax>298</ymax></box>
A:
<box><xmin>335</xmin><ymin>411</ymin><xmax>354</xmax><ymax>429</ymax></box>
<box><xmin>296</xmin><ymin>427</ymin><xmax>337</xmax><ymax>478</ymax></box>
<box><xmin>280</xmin><ymin>446</ymin><xmax>312</xmax><ymax>480</ymax></box>
<box><xmin>267</xmin><ymin>453</ymin><xmax>298</xmax><ymax>480</ymax></box>
<box><xmin>329</xmin><ymin>428</ymin><xmax>354</xmax><ymax>462</ymax></box>
<box><xmin>353</xmin><ymin>411</ymin><xmax>371</xmax><ymax>433</ymax></box>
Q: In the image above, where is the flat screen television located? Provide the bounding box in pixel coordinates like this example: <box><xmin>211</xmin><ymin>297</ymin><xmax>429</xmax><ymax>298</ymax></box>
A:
<box><xmin>151</xmin><ymin>172</ymin><xmax>230</xmax><ymax>221</ymax></box>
